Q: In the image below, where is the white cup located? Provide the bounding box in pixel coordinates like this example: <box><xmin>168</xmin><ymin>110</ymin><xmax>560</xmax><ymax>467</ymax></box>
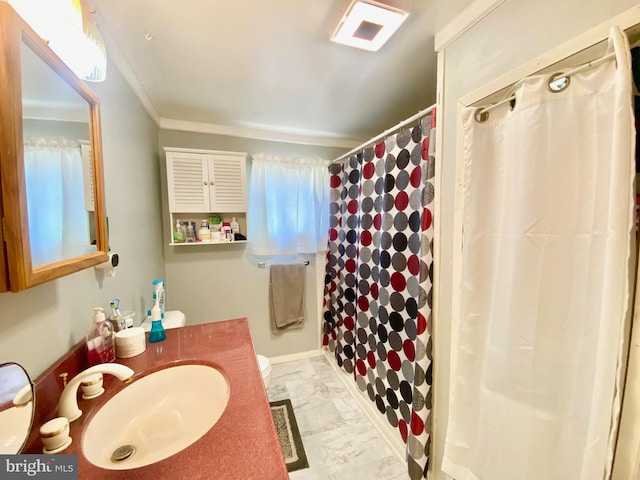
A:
<box><xmin>40</xmin><ymin>417</ymin><xmax>70</xmax><ymax>452</ymax></box>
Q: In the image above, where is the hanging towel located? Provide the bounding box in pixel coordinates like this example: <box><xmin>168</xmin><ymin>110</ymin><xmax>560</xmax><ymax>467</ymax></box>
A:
<box><xmin>269</xmin><ymin>264</ymin><xmax>305</xmax><ymax>331</ymax></box>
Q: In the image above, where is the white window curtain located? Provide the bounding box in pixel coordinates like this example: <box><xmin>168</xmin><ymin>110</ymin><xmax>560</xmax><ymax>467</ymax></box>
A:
<box><xmin>248</xmin><ymin>153</ymin><xmax>330</xmax><ymax>256</ymax></box>
<box><xmin>443</xmin><ymin>27</ymin><xmax>635</xmax><ymax>480</ymax></box>
<box><xmin>24</xmin><ymin>137</ymin><xmax>88</xmax><ymax>266</ymax></box>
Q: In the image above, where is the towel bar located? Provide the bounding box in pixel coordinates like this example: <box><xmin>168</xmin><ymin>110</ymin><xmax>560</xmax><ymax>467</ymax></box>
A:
<box><xmin>258</xmin><ymin>260</ymin><xmax>309</xmax><ymax>269</ymax></box>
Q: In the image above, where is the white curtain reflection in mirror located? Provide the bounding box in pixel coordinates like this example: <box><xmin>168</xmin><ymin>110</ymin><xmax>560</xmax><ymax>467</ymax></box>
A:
<box><xmin>24</xmin><ymin>137</ymin><xmax>89</xmax><ymax>266</ymax></box>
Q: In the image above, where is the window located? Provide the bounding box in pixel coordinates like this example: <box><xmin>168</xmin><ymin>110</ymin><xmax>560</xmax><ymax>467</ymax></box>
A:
<box><xmin>23</xmin><ymin>137</ymin><xmax>90</xmax><ymax>266</ymax></box>
<box><xmin>247</xmin><ymin>154</ymin><xmax>330</xmax><ymax>256</ymax></box>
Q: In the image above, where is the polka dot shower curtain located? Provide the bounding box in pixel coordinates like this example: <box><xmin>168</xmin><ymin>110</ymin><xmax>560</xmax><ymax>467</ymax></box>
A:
<box><xmin>323</xmin><ymin>111</ymin><xmax>436</xmax><ymax>479</ymax></box>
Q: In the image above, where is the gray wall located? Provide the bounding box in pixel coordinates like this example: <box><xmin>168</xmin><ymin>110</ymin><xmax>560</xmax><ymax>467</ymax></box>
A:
<box><xmin>159</xmin><ymin>129</ymin><xmax>346</xmax><ymax>358</ymax></box>
<box><xmin>23</xmin><ymin>118</ymin><xmax>89</xmax><ymax>140</ymax></box>
<box><xmin>0</xmin><ymin>56</ymin><xmax>164</xmax><ymax>378</ymax></box>
<box><xmin>434</xmin><ymin>1</ymin><xmax>639</xmax><ymax>479</ymax></box>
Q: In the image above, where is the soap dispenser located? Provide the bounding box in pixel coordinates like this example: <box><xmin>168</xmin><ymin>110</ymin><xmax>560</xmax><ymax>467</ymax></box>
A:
<box><xmin>148</xmin><ymin>301</ymin><xmax>166</xmax><ymax>343</ymax></box>
<box><xmin>86</xmin><ymin>307</ymin><xmax>116</xmax><ymax>364</ymax></box>
<box><xmin>173</xmin><ymin>220</ymin><xmax>186</xmax><ymax>243</ymax></box>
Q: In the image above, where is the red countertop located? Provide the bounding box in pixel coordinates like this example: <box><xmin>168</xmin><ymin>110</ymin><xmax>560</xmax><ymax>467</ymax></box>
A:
<box><xmin>23</xmin><ymin>318</ymin><xmax>289</xmax><ymax>480</ymax></box>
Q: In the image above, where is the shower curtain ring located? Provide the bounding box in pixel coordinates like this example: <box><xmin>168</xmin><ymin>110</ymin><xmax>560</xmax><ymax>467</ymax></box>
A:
<box><xmin>474</xmin><ymin>108</ymin><xmax>489</xmax><ymax>123</ymax></box>
<box><xmin>547</xmin><ymin>73</ymin><xmax>571</xmax><ymax>93</ymax></box>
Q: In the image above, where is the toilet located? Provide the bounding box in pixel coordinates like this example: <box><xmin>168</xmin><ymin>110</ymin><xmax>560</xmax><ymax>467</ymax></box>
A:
<box><xmin>140</xmin><ymin>310</ymin><xmax>186</xmax><ymax>332</ymax></box>
<box><xmin>257</xmin><ymin>354</ymin><xmax>272</xmax><ymax>388</ymax></box>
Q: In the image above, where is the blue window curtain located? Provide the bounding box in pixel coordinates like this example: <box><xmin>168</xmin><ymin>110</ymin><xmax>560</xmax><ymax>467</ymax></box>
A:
<box><xmin>247</xmin><ymin>153</ymin><xmax>330</xmax><ymax>256</ymax></box>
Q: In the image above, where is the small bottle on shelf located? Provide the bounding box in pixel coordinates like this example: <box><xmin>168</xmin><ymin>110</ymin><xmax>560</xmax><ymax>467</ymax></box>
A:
<box><xmin>185</xmin><ymin>223</ymin><xmax>196</xmax><ymax>242</ymax></box>
<box><xmin>230</xmin><ymin>217</ymin><xmax>239</xmax><ymax>240</ymax></box>
<box><xmin>173</xmin><ymin>220</ymin><xmax>185</xmax><ymax>243</ymax></box>
<box><xmin>198</xmin><ymin>219</ymin><xmax>211</xmax><ymax>242</ymax></box>
<box><xmin>222</xmin><ymin>222</ymin><xmax>232</xmax><ymax>241</ymax></box>
<box><xmin>209</xmin><ymin>215</ymin><xmax>222</xmax><ymax>233</ymax></box>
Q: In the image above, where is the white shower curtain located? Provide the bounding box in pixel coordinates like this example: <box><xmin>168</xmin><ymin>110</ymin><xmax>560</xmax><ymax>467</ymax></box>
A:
<box><xmin>24</xmin><ymin>137</ymin><xmax>88</xmax><ymax>266</ymax></box>
<box><xmin>443</xmin><ymin>27</ymin><xmax>635</xmax><ymax>480</ymax></box>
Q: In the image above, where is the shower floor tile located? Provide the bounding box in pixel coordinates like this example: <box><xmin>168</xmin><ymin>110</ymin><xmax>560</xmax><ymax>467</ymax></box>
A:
<box><xmin>267</xmin><ymin>355</ymin><xmax>409</xmax><ymax>480</ymax></box>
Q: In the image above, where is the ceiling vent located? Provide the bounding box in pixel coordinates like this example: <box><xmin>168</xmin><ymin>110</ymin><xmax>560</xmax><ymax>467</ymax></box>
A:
<box><xmin>331</xmin><ymin>0</ymin><xmax>409</xmax><ymax>52</ymax></box>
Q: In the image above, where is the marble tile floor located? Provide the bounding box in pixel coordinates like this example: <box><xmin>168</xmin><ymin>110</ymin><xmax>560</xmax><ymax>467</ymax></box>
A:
<box><xmin>266</xmin><ymin>355</ymin><xmax>409</xmax><ymax>480</ymax></box>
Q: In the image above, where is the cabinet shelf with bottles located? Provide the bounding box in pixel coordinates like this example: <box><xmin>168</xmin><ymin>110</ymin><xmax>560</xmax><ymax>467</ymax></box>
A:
<box><xmin>164</xmin><ymin>147</ymin><xmax>248</xmax><ymax>247</ymax></box>
<box><xmin>169</xmin><ymin>240</ymin><xmax>248</xmax><ymax>246</ymax></box>
<box><xmin>168</xmin><ymin>212</ymin><xmax>248</xmax><ymax>246</ymax></box>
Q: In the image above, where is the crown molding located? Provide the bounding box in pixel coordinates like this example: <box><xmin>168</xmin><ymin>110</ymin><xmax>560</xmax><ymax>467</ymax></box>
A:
<box><xmin>159</xmin><ymin>118</ymin><xmax>363</xmax><ymax>149</ymax></box>
<box><xmin>434</xmin><ymin>0</ymin><xmax>508</xmax><ymax>52</ymax></box>
<box><xmin>95</xmin><ymin>8</ymin><xmax>363</xmax><ymax>149</ymax></box>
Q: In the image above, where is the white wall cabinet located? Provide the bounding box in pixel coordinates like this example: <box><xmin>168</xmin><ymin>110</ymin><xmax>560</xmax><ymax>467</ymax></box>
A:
<box><xmin>164</xmin><ymin>147</ymin><xmax>248</xmax><ymax>246</ymax></box>
<box><xmin>165</xmin><ymin>147</ymin><xmax>247</xmax><ymax>213</ymax></box>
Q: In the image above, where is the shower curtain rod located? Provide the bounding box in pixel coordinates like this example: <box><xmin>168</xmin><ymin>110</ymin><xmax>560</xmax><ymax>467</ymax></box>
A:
<box><xmin>330</xmin><ymin>104</ymin><xmax>436</xmax><ymax>165</ymax></box>
<box><xmin>477</xmin><ymin>52</ymin><xmax>616</xmax><ymax>116</ymax></box>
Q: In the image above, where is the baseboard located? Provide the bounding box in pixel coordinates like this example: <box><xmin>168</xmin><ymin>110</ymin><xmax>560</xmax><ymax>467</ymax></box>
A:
<box><xmin>269</xmin><ymin>349</ymin><xmax>324</xmax><ymax>365</ymax></box>
<box><xmin>321</xmin><ymin>350</ymin><xmax>406</xmax><ymax>462</ymax></box>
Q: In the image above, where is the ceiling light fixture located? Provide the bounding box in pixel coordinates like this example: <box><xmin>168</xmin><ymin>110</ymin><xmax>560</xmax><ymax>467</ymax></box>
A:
<box><xmin>7</xmin><ymin>0</ymin><xmax>107</xmax><ymax>82</ymax></box>
<box><xmin>331</xmin><ymin>0</ymin><xmax>409</xmax><ymax>52</ymax></box>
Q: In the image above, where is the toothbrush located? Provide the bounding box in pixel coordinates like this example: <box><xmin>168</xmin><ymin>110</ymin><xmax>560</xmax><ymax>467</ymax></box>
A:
<box><xmin>110</xmin><ymin>299</ymin><xmax>123</xmax><ymax>329</ymax></box>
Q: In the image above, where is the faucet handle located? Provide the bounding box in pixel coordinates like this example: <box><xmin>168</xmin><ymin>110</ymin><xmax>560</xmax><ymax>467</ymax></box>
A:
<box><xmin>40</xmin><ymin>417</ymin><xmax>71</xmax><ymax>453</ymax></box>
<box><xmin>57</xmin><ymin>363</ymin><xmax>135</xmax><ymax>422</ymax></box>
<box><xmin>81</xmin><ymin>373</ymin><xmax>104</xmax><ymax>400</ymax></box>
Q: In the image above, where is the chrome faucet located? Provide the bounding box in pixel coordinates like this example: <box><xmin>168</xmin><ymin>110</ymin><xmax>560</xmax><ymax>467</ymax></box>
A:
<box><xmin>57</xmin><ymin>363</ymin><xmax>134</xmax><ymax>422</ymax></box>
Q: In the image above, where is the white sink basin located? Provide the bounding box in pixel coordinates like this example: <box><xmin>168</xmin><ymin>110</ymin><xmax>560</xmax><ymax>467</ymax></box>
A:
<box><xmin>82</xmin><ymin>364</ymin><xmax>230</xmax><ymax>470</ymax></box>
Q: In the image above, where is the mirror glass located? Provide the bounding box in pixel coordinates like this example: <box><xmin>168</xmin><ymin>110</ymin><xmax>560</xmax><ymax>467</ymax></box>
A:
<box><xmin>0</xmin><ymin>362</ymin><xmax>34</xmax><ymax>454</ymax></box>
<box><xmin>20</xmin><ymin>39</ymin><xmax>95</xmax><ymax>268</ymax></box>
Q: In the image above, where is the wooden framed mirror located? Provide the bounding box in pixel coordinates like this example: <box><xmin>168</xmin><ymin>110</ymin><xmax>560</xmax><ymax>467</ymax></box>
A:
<box><xmin>0</xmin><ymin>3</ymin><xmax>108</xmax><ymax>292</ymax></box>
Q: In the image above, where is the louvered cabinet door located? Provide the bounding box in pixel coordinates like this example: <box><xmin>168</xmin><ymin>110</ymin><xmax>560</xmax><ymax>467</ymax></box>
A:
<box><xmin>166</xmin><ymin>151</ymin><xmax>210</xmax><ymax>212</ymax></box>
<box><xmin>208</xmin><ymin>153</ymin><xmax>247</xmax><ymax>212</ymax></box>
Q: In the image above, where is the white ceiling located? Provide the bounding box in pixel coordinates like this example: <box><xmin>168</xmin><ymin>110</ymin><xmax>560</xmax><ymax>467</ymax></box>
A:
<box><xmin>93</xmin><ymin>0</ymin><xmax>474</xmax><ymax>146</ymax></box>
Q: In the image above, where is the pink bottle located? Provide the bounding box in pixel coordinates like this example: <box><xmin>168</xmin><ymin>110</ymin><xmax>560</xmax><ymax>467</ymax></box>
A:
<box><xmin>222</xmin><ymin>222</ymin><xmax>232</xmax><ymax>241</ymax></box>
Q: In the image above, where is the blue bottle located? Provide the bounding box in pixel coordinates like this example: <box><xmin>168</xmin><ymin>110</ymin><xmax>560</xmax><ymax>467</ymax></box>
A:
<box><xmin>152</xmin><ymin>279</ymin><xmax>166</xmax><ymax>320</ymax></box>
<box><xmin>148</xmin><ymin>302</ymin><xmax>166</xmax><ymax>343</ymax></box>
